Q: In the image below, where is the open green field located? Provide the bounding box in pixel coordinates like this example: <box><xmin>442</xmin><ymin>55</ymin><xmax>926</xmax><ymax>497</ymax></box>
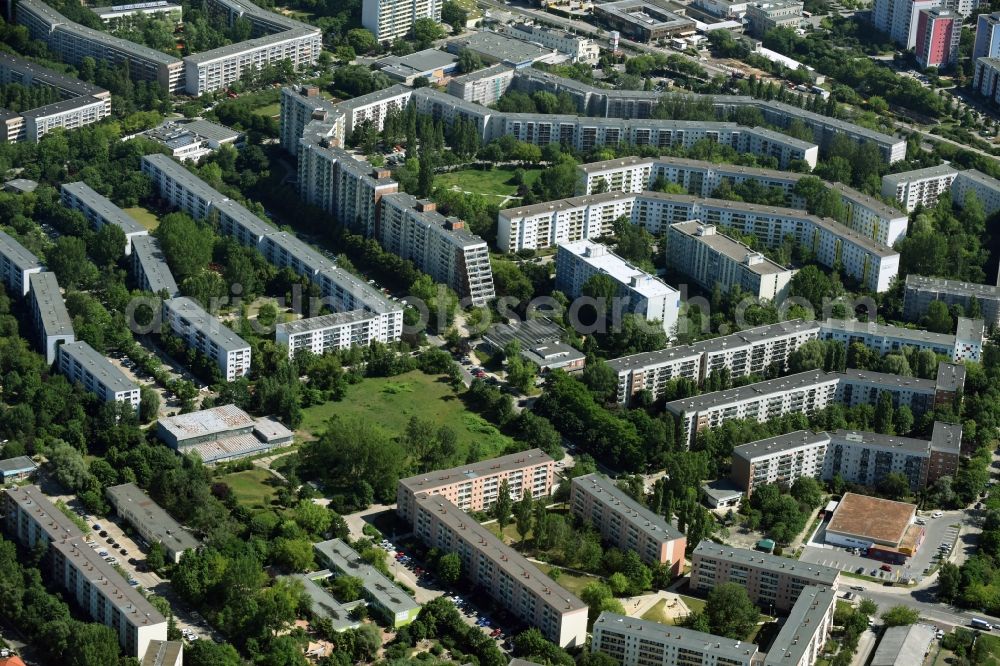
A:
<box><xmin>220</xmin><ymin>468</ymin><xmax>279</xmax><ymax>509</ymax></box>
<box><xmin>255</xmin><ymin>102</ymin><xmax>281</xmax><ymax>117</ymax></box>
<box><xmin>979</xmin><ymin>634</ymin><xmax>1000</xmax><ymax>665</ymax></box>
<box><xmin>125</xmin><ymin>206</ymin><xmax>160</xmax><ymax>231</ymax></box>
<box><xmin>300</xmin><ymin>370</ymin><xmax>514</xmax><ymax>458</ymax></box>
<box><xmin>435</xmin><ymin>167</ymin><xmax>542</xmax><ymax>200</ymax></box>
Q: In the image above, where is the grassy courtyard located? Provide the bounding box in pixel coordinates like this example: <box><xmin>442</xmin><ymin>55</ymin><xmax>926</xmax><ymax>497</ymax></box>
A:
<box><xmin>535</xmin><ymin>563</ymin><xmax>602</xmax><ymax>598</ymax></box>
<box><xmin>435</xmin><ymin>167</ymin><xmax>542</xmax><ymax>200</ymax></box>
<box><xmin>220</xmin><ymin>468</ymin><xmax>279</xmax><ymax>509</ymax></box>
<box><xmin>979</xmin><ymin>634</ymin><xmax>1000</xmax><ymax>665</ymax></box>
<box><xmin>125</xmin><ymin>206</ymin><xmax>160</xmax><ymax>231</ymax></box>
<box><xmin>299</xmin><ymin>370</ymin><xmax>514</xmax><ymax>460</ymax></box>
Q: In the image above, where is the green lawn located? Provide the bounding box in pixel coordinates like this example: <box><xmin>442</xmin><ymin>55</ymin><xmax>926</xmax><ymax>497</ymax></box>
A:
<box><xmin>535</xmin><ymin>563</ymin><xmax>601</xmax><ymax>597</ymax></box>
<box><xmin>125</xmin><ymin>206</ymin><xmax>160</xmax><ymax>231</ymax></box>
<box><xmin>978</xmin><ymin>633</ymin><xmax>1000</xmax><ymax>665</ymax></box>
<box><xmin>641</xmin><ymin>599</ymin><xmax>675</xmax><ymax>625</ymax></box>
<box><xmin>435</xmin><ymin>167</ymin><xmax>542</xmax><ymax>199</ymax></box>
<box><xmin>255</xmin><ymin>102</ymin><xmax>281</xmax><ymax>117</ymax></box>
<box><xmin>679</xmin><ymin>595</ymin><xmax>706</xmax><ymax>616</ymax></box>
<box><xmin>221</xmin><ymin>468</ymin><xmax>279</xmax><ymax>509</ymax></box>
<box><xmin>299</xmin><ymin>370</ymin><xmax>514</xmax><ymax>459</ymax></box>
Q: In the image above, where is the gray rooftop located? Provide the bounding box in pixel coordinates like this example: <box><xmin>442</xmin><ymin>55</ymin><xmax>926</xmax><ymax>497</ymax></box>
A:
<box><xmin>142</xmin><ymin>153</ymin><xmax>224</xmax><ymax>207</ymax></box>
<box><xmin>955</xmin><ymin>316</ymin><xmax>985</xmax><ymax>342</ymax></box>
<box><xmin>574</xmin><ymin>473</ymin><xmax>683</xmax><ymax>542</ymax></box>
<box><xmin>163</xmin><ymin>297</ymin><xmax>252</xmax><ymax>353</ymax></box>
<box><xmin>838</xmin><ymin>367</ymin><xmax>936</xmax><ymax>392</ymax></box>
<box><xmin>276</xmin><ymin>310</ymin><xmax>379</xmax><ymax>336</ymax></box>
<box><xmin>20</xmin><ymin>94</ymin><xmax>108</xmax><ymax>120</ymax></box>
<box><xmin>338</xmin><ymin>84</ymin><xmax>412</xmax><ymax>113</ymax></box>
<box><xmin>0</xmin><ymin>229</ymin><xmax>43</xmax><ymax>273</ymax></box>
<box><xmin>182</xmin><ymin>26</ymin><xmax>320</xmax><ymax>64</ymax></box>
<box><xmin>61</xmin><ymin>181</ymin><xmax>147</xmax><ymax>235</ymax></box>
<box><xmin>4</xmin><ymin>178</ymin><xmax>38</xmax><ymax>193</ymax></box>
<box><xmin>131</xmin><ymin>235</ymin><xmax>179</xmax><ymax>297</ymax></box>
<box><xmin>287</xmin><ymin>571</ymin><xmax>362</xmax><ymax>632</ymax></box>
<box><xmin>671</xmin><ymin>221</ymin><xmax>790</xmax><ymax>276</ymax></box>
<box><xmin>145</xmin><ymin>118</ymin><xmax>240</xmax><ymax>145</ymax></box>
<box><xmin>158</xmin><ymin>404</ymin><xmax>256</xmax><ymax>443</ymax></box>
<box><xmin>955</xmin><ymin>168</ymin><xmax>1000</xmax><ymax>190</ymax></box>
<box><xmin>314</xmin><ymin>267</ymin><xmax>401</xmax><ymax>315</ymax></box>
<box><xmin>483</xmin><ymin>317</ymin><xmax>565</xmax><ymax>349</ymax></box>
<box><xmin>28</xmin><ymin>272</ymin><xmax>74</xmax><ymax>338</ymax></box>
<box><xmin>594</xmin><ymin>0</ymin><xmax>694</xmax><ymax>30</ymax></box>
<box><xmin>93</xmin><ymin>1</ymin><xmax>182</xmax><ymax>15</ymax></box>
<box><xmin>701</xmin><ymin>478</ymin><xmax>744</xmax><ymax>502</ymax></box>
<box><xmin>665</xmin><ymin>370</ymin><xmax>834</xmax><ymax>414</ymax></box>
<box><xmin>882</xmin><ymin>164</ymin><xmax>959</xmax><ymax>187</ymax></box>
<box><xmin>829</xmin><ymin>428</ymin><xmax>938</xmax><ymax>455</ymax></box>
<box><xmin>60</xmin><ymin>340</ymin><xmax>139</xmax><ymax>395</ymax></box>
<box><xmin>215</xmin><ymin>198</ymin><xmax>275</xmax><ymax>240</ymax></box>
<box><xmin>0</xmin><ymin>51</ymin><xmax>108</xmax><ymax>98</ymax></box>
<box><xmin>3</xmin><ymin>485</ymin><xmax>83</xmax><ymax>541</ymax></box>
<box><xmin>748</xmin><ymin>125</ymin><xmax>815</xmax><ymax>150</ymax></box>
<box><xmin>929</xmin><ymin>421</ymin><xmax>962</xmax><ymax>454</ymax></box>
<box><xmin>819</xmin><ymin>318</ymin><xmax>954</xmax><ymax>348</ymax></box>
<box><xmin>763</xmin><ymin>586</ymin><xmax>837</xmax><ymax>666</ymax></box>
<box><xmin>905</xmin><ymin>273</ymin><xmax>1000</xmax><ymax>299</ymax></box>
<box><xmin>828</xmin><ymin>181</ymin><xmax>905</xmax><ymax>219</ymax></box>
<box><xmin>313</xmin><ymin>539</ymin><xmax>420</xmax><ymax>618</ymax></box>
<box><xmin>693</xmin><ymin>540</ymin><xmax>840</xmax><ymax>585</ymax></box>
<box><xmin>106</xmin><ymin>483</ymin><xmax>201</xmax><ymax>553</ymax></box>
<box><xmin>594</xmin><ymin>612</ymin><xmax>759</xmax><ymax>661</ymax></box>
<box><xmin>732</xmin><ymin>430</ymin><xmax>830</xmax><ymax>462</ymax></box>
<box><xmin>870</xmin><ymin>624</ymin><xmax>936</xmax><ymax>666</ymax></box>
<box><xmin>447</xmin><ymin>31</ymin><xmax>554</xmax><ymax>65</ymax></box>
<box><xmin>263</xmin><ymin>231</ymin><xmax>337</xmax><ymax>273</ymax></box>
<box><xmin>377</xmin><ymin>48</ymin><xmax>458</xmax><ymax>79</ymax></box>
<box><xmin>140</xmin><ymin>640</ymin><xmax>184</xmax><ymax>666</ymax></box>
<box><xmin>400</xmin><ymin>448</ymin><xmax>552</xmax><ymax>494</ymax></box>
<box><xmin>0</xmin><ymin>455</ymin><xmax>37</xmax><ymax>474</ymax></box>
<box><xmin>935</xmin><ymin>361</ymin><xmax>966</xmax><ymax>393</ymax></box>
<box><xmin>382</xmin><ymin>193</ymin><xmax>489</xmax><ymax>248</ymax></box>
<box><xmin>415</xmin><ymin>494</ymin><xmax>586</xmax><ymax>612</ymax></box>
<box><xmin>449</xmin><ymin>63</ymin><xmax>514</xmax><ymax>84</ymax></box>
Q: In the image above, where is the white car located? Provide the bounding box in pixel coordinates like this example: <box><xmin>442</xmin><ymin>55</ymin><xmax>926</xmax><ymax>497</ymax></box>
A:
<box><xmin>932</xmin><ymin>511</ymin><xmax>943</xmax><ymax>518</ymax></box>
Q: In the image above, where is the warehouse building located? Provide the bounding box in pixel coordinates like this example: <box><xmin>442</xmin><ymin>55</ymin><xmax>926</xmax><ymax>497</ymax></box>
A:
<box><xmin>156</xmin><ymin>404</ymin><xmax>293</xmax><ymax>462</ymax></box>
<box><xmin>825</xmin><ymin>493</ymin><xmax>920</xmax><ymax>561</ymax></box>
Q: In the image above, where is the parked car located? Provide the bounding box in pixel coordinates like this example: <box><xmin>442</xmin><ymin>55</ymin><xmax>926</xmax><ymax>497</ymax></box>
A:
<box><xmin>851</xmin><ymin>585</ymin><xmax>864</xmax><ymax>591</ymax></box>
<box><xmin>880</xmin><ymin>564</ymin><xmax>892</xmax><ymax>572</ymax></box>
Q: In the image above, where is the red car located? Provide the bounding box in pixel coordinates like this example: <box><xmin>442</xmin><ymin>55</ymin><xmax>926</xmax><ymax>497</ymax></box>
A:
<box><xmin>880</xmin><ymin>564</ymin><xmax>892</xmax><ymax>572</ymax></box>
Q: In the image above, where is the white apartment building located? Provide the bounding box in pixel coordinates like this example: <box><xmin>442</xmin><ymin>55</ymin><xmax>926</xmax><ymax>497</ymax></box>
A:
<box><xmin>91</xmin><ymin>1</ymin><xmax>183</xmax><ymax>25</ymax></box>
<box><xmin>952</xmin><ymin>168</ymin><xmax>1000</xmax><ymax>216</ymax></box>
<box><xmin>106</xmin><ymin>483</ymin><xmax>201</xmax><ymax>564</ymax></box>
<box><xmin>130</xmin><ymin>235</ymin><xmax>179</xmax><ymax>298</ymax></box>
<box><xmin>577</xmin><ymin>156</ymin><xmax>908</xmax><ymax>247</ymax></box>
<box><xmin>497</xmin><ymin>23</ymin><xmax>600</xmax><ymax>64</ymax></box>
<box><xmin>903</xmin><ymin>274</ymin><xmax>1000</xmax><ymax>328</ymax></box>
<box><xmin>162</xmin><ymin>297</ymin><xmax>251</xmax><ymax>382</ymax></box>
<box><xmin>339</xmin><ymin>84</ymin><xmax>413</xmax><ymax>136</ymax></box>
<box><xmin>608</xmin><ymin>320</ymin><xmax>822</xmax><ymax>405</ymax></box>
<box><xmin>28</xmin><ymin>271</ymin><xmax>75</xmax><ymax>365</ymax></box>
<box><xmin>555</xmin><ymin>240</ymin><xmax>680</xmax><ymax>336</ymax></box>
<box><xmin>363</xmin><ymin>0</ymin><xmax>442</xmax><ymax>43</ymax></box>
<box><xmin>276</xmin><ymin>311</ymin><xmax>387</xmax><ymax>358</ymax></box>
<box><xmin>667</xmin><ymin>221</ymin><xmax>794</xmax><ymax>302</ymax></box>
<box><xmin>592</xmin><ymin>613</ymin><xmax>759</xmax><ymax>666</ymax></box>
<box><xmin>746</xmin><ymin>0</ymin><xmax>803</xmax><ymax>36</ymax></box>
<box><xmin>0</xmin><ymin>229</ymin><xmax>43</xmax><ymax>297</ymax></box>
<box><xmin>872</xmin><ymin>0</ymin><xmax>941</xmax><ymax>48</ymax></box>
<box><xmin>379</xmin><ymin>194</ymin><xmax>496</xmax><ymax>306</ymax></box>
<box><xmin>446</xmin><ymin>64</ymin><xmax>516</xmax><ymax>106</ymax></box>
<box><xmin>1</xmin><ymin>95</ymin><xmax>111</xmax><ymax>143</ymax></box>
<box><xmin>279</xmin><ymin>85</ymin><xmax>343</xmax><ymax>156</ymax></box>
<box><xmin>818</xmin><ymin>316</ymin><xmax>984</xmax><ymax>362</ymax></box>
<box><xmin>312</xmin><ymin>267</ymin><xmax>404</xmax><ymax>341</ymax></box>
<box><xmin>59</xmin><ymin>340</ymin><xmax>141</xmax><ymax>412</ymax></box>
<box><xmin>501</xmin><ymin>192</ymin><xmax>899</xmax><ymax>293</ymax></box>
<box><xmin>881</xmin><ymin>164</ymin><xmax>959</xmax><ymax>212</ymax></box>
<box><xmin>61</xmin><ymin>181</ymin><xmax>148</xmax><ymax>255</ymax></box>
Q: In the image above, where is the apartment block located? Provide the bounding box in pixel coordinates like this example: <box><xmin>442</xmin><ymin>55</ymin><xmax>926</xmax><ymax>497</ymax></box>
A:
<box><xmin>0</xmin><ymin>229</ymin><xmax>43</xmax><ymax>297</ymax></box>
<box><xmin>570</xmin><ymin>473</ymin><xmax>686</xmax><ymax>572</ymax></box>
<box><xmin>555</xmin><ymin>240</ymin><xmax>680</xmax><ymax>336</ymax></box>
<box><xmin>339</xmin><ymin>84</ymin><xmax>413</xmax><ymax>136</ymax></box>
<box><xmin>746</xmin><ymin>0</ymin><xmax>804</xmax><ymax>35</ymax></box>
<box><xmin>59</xmin><ymin>341</ymin><xmax>140</xmax><ymax>412</ymax></box>
<box><xmin>881</xmin><ymin>164</ymin><xmax>959</xmax><ymax>212</ymax></box>
<box><xmin>761</xmin><ymin>586</ymin><xmax>836</xmax><ymax>666</ymax></box>
<box><xmin>396</xmin><ymin>448</ymin><xmax>554</xmax><ymax>524</ymax></box>
<box><xmin>608</xmin><ymin>320</ymin><xmax>821</xmax><ymax>405</ymax></box>
<box><xmin>379</xmin><ymin>194</ymin><xmax>496</xmax><ymax>306</ymax></box>
<box><xmin>142</xmin><ymin>153</ymin><xmax>223</xmax><ymax>219</ymax></box>
<box><xmin>28</xmin><ymin>271</ymin><xmax>75</xmax><ymax>364</ymax></box>
<box><xmin>276</xmin><ymin>311</ymin><xmax>387</xmax><ymax>358</ymax></box>
<box><xmin>279</xmin><ymin>85</ymin><xmax>343</xmax><ymax>156</ymax></box>
<box><xmin>975</xmin><ymin>12</ymin><xmax>1000</xmax><ymax>59</ymax></box>
<box><xmin>973</xmin><ymin>57</ymin><xmax>1000</xmax><ymax>106</ymax></box>
<box><xmin>835</xmin><ymin>367</ymin><xmax>939</xmax><ymax>413</ymax></box>
<box><xmin>411</xmin><ymin>494</ymin><xmax>588</xmax><ymax>647</ymax></box>
<box><xmin>162</xmin><ymin>297</ymin><xmax>251</xmax><ymax>382</ymax></box>
<box><xmin>130</xmin><ymin>235</ymin><xmax>179</xmax><ymax>298</ymax></box>
<box><xmin>61</xmin><ymin>182</ymin><xmax>148</xmax><ymax>255</ymax></box>
<box><xmin>363</xmin><ymin>0</ymin><xmax>442</xmax><ymax>43</ymax></box>
<box><xmin>951</xmin><ymin>168</ymin><xmax>1000</xmax><ymax>215</ymax></box>
<box><xmin>872</xmin><ymin>0</ymin><xmax>941</xmax><ymax>48</ymax></box>
<box><xmin>592</xmin><ymin>613</ymin><xmax>758</xmax><ymax>666</ymax></box>
<box><xmin>106</xmin><ymin>483</ymin><xmax>201</xmax><ymax>564</ymax></box>
<box><xmin>578</xmin><ymin>156</ymin><xmax>908</xmax><ymax>247</ymax></box>
<box><xmin>502</xmin><ymin>192</ymin><xmax>899</xmax><ymax>293</ymax></box>
<box><xmin>690</xmin><ymin>541</ymin><xmax>840</xmax><ymax>611</ymax></box>
<box><xmin>903</xmin><ymin>273</ymin><xmax>1000</xmax><ymax>327</ymax></box>
<box><xmin>915</xmin><ymin>7</ymin><xmax>960</xmax><ymax>69</ymax></box>
<box><xmin>666</xmin><ymin>221</ymin><xmax>794</xmax><ymax>302</ymax></box>
<box><xmin>140</xmin><ymin>640</ymin><xmax>184</xmax><ymax>666</ymax></box>
<box><xmin>731</xmin><ymin>431</ymin><xmax>831</xmax><ymax>498</ymax></box>
<box><xmin>92</xmin><ymin>2</ymin><xmax>182</xmax><ymax>25</ymax></box>
<box><xmin>818</xmin><ymin>318</ymin><xmax>961</xmax><ymax>360</ymax></box>
<box><xmin>954</xmin><ymin>317</ymin><xmax>986</xmax><ymax>361</ymax></box>
<box><xmin>496</xmin><ymin>23</ymin><xmax>600</xmax><ymax>64</ymax></box>
<box><xmin>4</xmin><ymin>486</ymin><xmax>168</xmax><ymax>659</ymax></box>
<box><xmin>446</xmin><ymin>64</ymin><xmax>516</xmax><ymax>106</ymax></box>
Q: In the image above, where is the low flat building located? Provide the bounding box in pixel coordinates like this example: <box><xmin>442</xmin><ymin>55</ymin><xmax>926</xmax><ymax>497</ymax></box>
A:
<box><xmin>156</xmin><ymin>404</ymin><xmax>293</xmax><ymax>463</ymax></box>
<box><xmin>61</xmin><ymin>181</ymin><xmax>148</xmax><ymax>255</ymax></box>
<box><xmin>746</xmin><ymin>0</ymin><xmax>803</xmax><ymax>36</ymax></box>
<box><xmin>106</xmin><ymin>483</ymin><xmax>201</xmax><ymax>563</ymax></box>
<box><xmin>397</xmin><ymin>449</ymin><xmax>554</xmax><ymax>523</ymax></box>
<box><xmin>376</xmin><ymin>48</ymin><xmax>459</xmax><ymax>85</ymax></box>
<box><xmin>701</xmin><ymin>479</ymin><xmax>744</xmax><ymax>509</ymax></box>
<box><xmin>412</xmin><ymin>494</ymin><xmax>588</xmax><ymax>647</ymax></box>
<box><xmin>28</xmin><ymin>271</ymin><xmax>75</xmax><ymax>365</ymax></box>
<box><xmin>870</xmin><ymin>624</ymin><xmax>936</xmax><ymax>666</ymax></box>
<box><xmin>0</xmin><ymin>229</ymin><xmax>43</xmax><ymax>297</ymax></box>
<box><xmin>286</xmin><ymin>570</ymin><xmax>362</xmax><ymax>633</ymax></box>
<box><xmin>481</xmin><ymin>317</ymin><xmax>585</xmax><ymax>373</ymax></box>
<box><xmin>313</xmin><ymin>539</ymin><xmax>420</xmax><ymax>628</ymax></box>
<box><xmin>593</xmin><ymin>0</ymin><xmax>695</xmax><ymax>42</ymax></box>
<box><xmin>140</xmin><ymin>640</ymin><xmax>183</xmax><ymax>666</ymax></box>
<box><xmin>446</xmin><ymin>31</ymin><xmax>557</xmax><ymax>68</ymax></box>
<box><xmin>136</xmin><ymin>118</ymin><xmax>241</xmax><ymax>162</ymax></box>
<box><xmin>903</xmin><ymin>273</ymin><xmax>1000</xmax><ymax>328</ymax></box>
<box><xmin>571</xmin><ymin>473</ymin><xmax>686</xmax><ymax>572</ymax></box>
<box><xmin>592</xmin><ymin>613</ymin><xmax>759</xmax><ymax>666</ymax></box>
<box><xmin>690</xmin><ymin>541</ymin><xmax>840</xmax><ymax>611</ymax></box>
<box><xmin>496</xmin><ymin>23</ymin><xmax>600</xmax><ymax>64</ymax></box>
<box><xmin>162</xmin><ymin>297</ymin><xmax>251</xmax><ymax>382</ymax></box>
<box><xmin>59</xmin><ymin>341</ymin><xmax>140</xmax><ymax>413</ymax></box>
<box><xmin>0</xmin><ymin>456</ymin><xmax>37</xmax><ymax>483</ymax></box>
<box><xmin>825</xmin><ymin>493</ymin><xmax>920</xmax><ymax>561</ymax></box>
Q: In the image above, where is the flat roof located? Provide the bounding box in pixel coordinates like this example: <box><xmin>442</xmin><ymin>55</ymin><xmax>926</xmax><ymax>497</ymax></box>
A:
<box><xmin>182</xmin><ymin>26</ymin><xmax>320</xmax><ymax>64</ymax></box>
<box><xmin>276</xmin><ymin>310</ymin><xmax>379</xmax><ymax>335</ymax></box>
<box><xmin>559</xmin><ymin>239</ymin><xmax>678</xmax><ymax>299</ymax></box>
<box><xmin>594</xmin><ymin>0</ymin><xmax>694</xmax><ymax>30</ymax></box>
<box><xmin>215</xmin><ymin>198</ymin><xmax>275</xmax><ymax>240</ymax></box>
<box><xmin>828</xmin><ymin>182</ymin><xmax>906</xmax><ymax>220</ymax></box>
<box><xmin>338</xmin><ymin>84</ymin><xmax>412</xmax><ymax>112</ymax></box>
<box><xmin>28</xmin><ymin>271</ymin><xmax>73</xmax><ymax>338</ymax></box>
<box><xmin>60</xmin><ymin>341</ymin><xmax>139</xmax><ymax>394</ymax></box>
<box><xmin>930</xmin><ymin>421</ymin><xmax>962</xmax><ymax>454</ymax></box>
<box><xmin>882</xmin><ymin>164</ymin><xmax>958</xmax><ymax>187</ymax></box>
<box><xmin>935</xmin><ymin>362</ymin><xmax>966</xmax><ymax>393</ymax></box>
<box><xmin>955</xmin><ymin>316</ymin><xmax>985</xmax><ymax>341</ymax></box>
<box><xmin>665</xmin><ymin>370</ymin><xmax>833</xmax><ymax>414</ymax></box>
<box><xmin>955</xmin><ymin>168</ymin><xmax>1000</xmax><ymax>190</ymax></box>
<box><xmin>131</xmin><ymin>235</ymin><xmax>179</xmax><ymax>297</ymax></box>
<box><xmin>263</xmin><ymin>231</ymin><xmax>338</xmax><ymax>273</ymax></box>
<box><xmin>158</xmin><ymin>404</ymin><xmax>256</xmax><ymax>442</ymax></box>
<box><xmin>905</xmin><ymin>273</ymin><xmax>1000</xmax><ymax>299</ymax></box>
<box><xmin>748</xmin><ymin>125</ymin><xmax>815</xmax><ymax>150</ymax></box>
<box><xmin>829</xmin><ymin>429</ymin><xmax>934</xmax><ymax>455</ymax></box>
<box><xmin>701</xmin><ymin>478</ymin><xmax>744</xmax><ymax>502</ymax></box>
<box><xmin>377</xmin><ymin>48</ymin><xmax>458</xmax><ymax>79</ymax></box>
<box><xmin>692</xmin><ymin>540</ymin><xmax>840</xmax><ymax>585</ymax></box>
<box><xmin>415</xmin><ymin>494</ymin><xmax>586</xmax><ymax>612</ymax></box>
<box><xmin>838</xmin><ymin>367</ymin><xmax>935</xmax><ymax>392</ymax></box>
<box><xmin>671</xmin><ymin>221</ymin><xmax>790</xmax><ymax>275</ymax></box>
<box><xmin>314</xmin><ymin>267</ymin><xmax>401</xmax><ymax>315</ymax></box>
<box><xmin>163</xmin><ymin>297</ymin><xmax>252</xmax><ymax>352</ymax></box>
<box><xmin>763</xmin><ymin>586</ymin><xmax>836</xmax><ymax>666</ymax></box>
<box><xmin>870</xmin><ymin>624</ymin><xmax>936</xmax><ymax>666</ymax></box>
<box><xmin>0</xmin><ymin>229</ymin><xmax>43</xmax><ymax>272</ymax></box>
<box><xmin>0</xmin><ymin>455</ymin><xmax>37</xmax><ymax>474</ymax></box>
<box><xmin>594</xmin><ymin>612</ymin><xmax>758</xmax><ymax>661</ymax></box>
<box><xmin>448</xmin><ymin>31</ymin><xmax>554</xmax><ymax>65</ymax></box>
<box><xmin>400</xmin><ymin>448</ymin><xmax>552</xmax><ymax>494</ymax></box>
<box><xmin>732</xmin><ymin>430</ymin><xmax>830</xmax><ymax>462</ymax></box>
<box><xmin>61</xmin><ymin>182</ymin><xmax>146</xmax><ymax>235</ymax></box>
<box><xmin>142</xmin><ymin>153</ymin><xmax>224</xmax><ymax>206</ymax></box>
<box><xmin>500</xmin><ymin>190</ymin><xmax>637</xmax><ymax>219</ymax></box>
<box><xmin>381</xmin><ymin>193</ymin><xmax>488</xmax><ymax>248</ymax></box>
<box><xmin>827</xmin><ymin>492</ymin><xmax>915</xmax><ymax>545</ymax></box>
<box><xmin>93</xmin><ymin>1</ymin><xmax>181</xmax><ymax>14</ymax></box>
<box><xmin>106</xmin><ymin>483</ymin><xmax>201</xmax><ymax>552</ymax></box>
<box><xmin>574</xmin><ymin>473</ymin><xmax>683</xmax><ymax>541</ymax></box>
<box><xmin>286</xmin><ymin>571</ymin><xmax>361</xmax><ymax>632</ymax></box>
<box><xmin>820</xmin><ymin>318</ymin><xmax>953</xmax><ymax>347</ymax></box>
<box><xmin>313</xmin><ymin>539</ymin><xmax>420</xmax><ymax>617</ymax></box>
<box><xmin>579</xmin><ymin>155</ymin><xmax>657</xmax><ymax>174</ymax></box>
<box><xmin>3</xmin><ymin>485</ymin><xmax>83</xmax><ymax>541</ymax></box>
<box><xmin>140</xmin><ymin>640</ymin><xmax>184</xmax><ymax>666</ymax></box>
<box><xmin>0</xmin><ymin>51</ymin><xmax>107</xmax><ymax>97</ymax></box>
<box><xmin>449</xmin><ymin>63</ymin><xmax>513</xmax><ymax>83</ymax></box>
<box><xmin>483</xmin><ymin>316</ymin><xmax>564</xmax><ymax>348</ymax></box>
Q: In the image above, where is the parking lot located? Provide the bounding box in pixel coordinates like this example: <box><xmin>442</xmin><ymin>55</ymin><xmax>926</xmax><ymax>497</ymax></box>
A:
<box><xmin>799</xmin><ymin>510</ymin><xmax>965</xmax><ymax>583</ymax></box>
